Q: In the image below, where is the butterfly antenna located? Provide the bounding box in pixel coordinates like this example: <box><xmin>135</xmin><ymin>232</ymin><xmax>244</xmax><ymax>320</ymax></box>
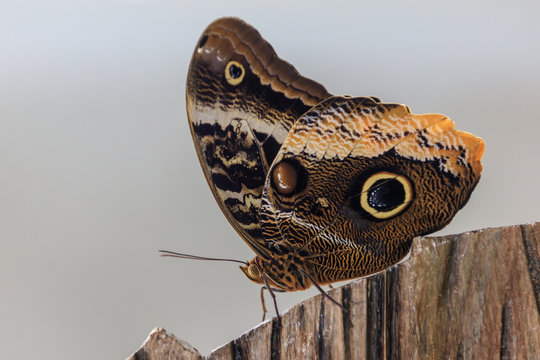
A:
<box><xmin>158</xmin><ymin>250</ymin><xmax>248</xmax><ymax>265</ymax></box>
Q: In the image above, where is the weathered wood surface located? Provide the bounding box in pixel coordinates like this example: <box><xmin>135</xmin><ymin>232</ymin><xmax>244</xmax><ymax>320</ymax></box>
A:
<box><xmin>127</xmin><ymin>222</ymin><xmax>540</xmax><ymax>360</ymax></box>
<box><xmin>127</xmin><ymin>328</ymin><xmax>201</xmax><ymax>360</ymax></box>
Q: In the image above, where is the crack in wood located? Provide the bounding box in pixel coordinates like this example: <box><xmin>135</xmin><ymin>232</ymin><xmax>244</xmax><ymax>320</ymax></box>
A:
<box><xmin>270</xmin><ymin>318</ymin><xmax>281</xmax><ymax>360</ymax></box>
<box><xmin>520</xmin><ymin>224</ymin><xmax>540</xmax><ymax>313</ymax></box>
<box><xmin>385</xmin><ymin>268</ymin><xmax>398</xmax><ymax>360</ymax></box>
<box><xmin>232</xmin><ymin>339</ymin><xmax>243</xmax><ymax>360</ymax></box>
<box><xmin>439</xmin><ymin>237</ymin><xmax>459</xmax><ymax>308</ymax></box>
<box><xmin>499</xmin><ymin>301</ymin><xmax>511</xmax><ymax>360</ymax></box>
<box><xmin>317</xmin><ymin>295</ymin><xmax>326</xmax><ymax>359</ymax></box>
<box><xmin>366</xmin><ymin>274</ymin><xmax>385</xmax><ymax>360</ymax></box>
<box><xmin>341</xmin><ymin>286</ymin><xmax>352</xmax><ymax>360</ymax></box>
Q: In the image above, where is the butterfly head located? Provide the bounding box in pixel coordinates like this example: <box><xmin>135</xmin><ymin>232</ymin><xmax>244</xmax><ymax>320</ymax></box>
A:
<box><xmin>240</xmin><ymin>258</ymin><xmax>264</xmax><ymax>284</ymax></box>
<box><xmin>240</xmin><ymin>255</ymin><xmax>310</xmax><ymax>292</ymax></box>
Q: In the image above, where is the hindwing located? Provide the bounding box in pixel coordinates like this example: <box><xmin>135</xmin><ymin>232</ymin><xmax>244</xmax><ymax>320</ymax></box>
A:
<box><xmin>260</xmin><ymin>96</ymin><xmax>484</xmax><ymax>284</ymax></box>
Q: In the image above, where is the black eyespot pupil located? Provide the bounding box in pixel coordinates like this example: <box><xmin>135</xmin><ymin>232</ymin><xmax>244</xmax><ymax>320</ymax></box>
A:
<box><xmin>229</xmin><ymin>64</ymin><xmax>243</xmax><ymax>79</ymax></box>
<box><xmin>367</xmin><ymin>179</ymin><xmax>405</xmax><ymax>211</ymax></box>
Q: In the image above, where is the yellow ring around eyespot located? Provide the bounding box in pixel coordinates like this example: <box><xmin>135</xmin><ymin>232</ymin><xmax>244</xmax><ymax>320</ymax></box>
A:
<box><xmin>360</xmin><ymin>171</ymin><xmax>412</xmax><ymax>219</ymax></box>
<box><xmin>225</xmin><ymin>61</ymin><xmax>245</xmax><ymax>86</ymax></box>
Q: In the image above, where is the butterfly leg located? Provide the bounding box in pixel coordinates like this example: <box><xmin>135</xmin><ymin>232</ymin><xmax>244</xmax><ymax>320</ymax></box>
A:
<box><xmin>262</xmin><ymin>274</ymin><xmax>281</xmax><ymax>320</ymax></box>
<box><xmin>260</xmin><ymin>286</ymin><xmax>268</xmax><ymax>321</ymax></box>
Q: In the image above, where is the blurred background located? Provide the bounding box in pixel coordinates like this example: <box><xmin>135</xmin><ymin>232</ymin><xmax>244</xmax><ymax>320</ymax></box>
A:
<box><xmin>1</xmin><ymin>1</ymin><xmax>539</xmax><ymax>358</ymax></box>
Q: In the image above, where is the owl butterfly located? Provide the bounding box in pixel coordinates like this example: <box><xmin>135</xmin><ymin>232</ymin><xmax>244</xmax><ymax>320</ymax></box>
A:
<box><xmin>177</xmin><ymin>17</ymin><xmax>484</xmax><ymax>313</ymax></box>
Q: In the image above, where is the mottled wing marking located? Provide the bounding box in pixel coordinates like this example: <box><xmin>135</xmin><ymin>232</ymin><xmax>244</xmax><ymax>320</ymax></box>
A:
<box><xmin>259</xmin><ymin>96</ymin><xmax>484</xmax><ymax>289</ymax></box>
<box><xmin>282</xmin><ymin>96</ymin><xmax>484</xmax><ymax>177</ymax></box>
<box><xmin>207</xmin><ymin>19</ymin><xmax>329</xmax><ymax>107</ymax></box>
<box><xmin>186</xmin><ymin>17</ymin><xmax>485</xmax><ymax>293</ymax></box>
<box><xmin>186</xmin><ymin>17</ymin><xmax>331</xmax><ymax>252</ymax></box>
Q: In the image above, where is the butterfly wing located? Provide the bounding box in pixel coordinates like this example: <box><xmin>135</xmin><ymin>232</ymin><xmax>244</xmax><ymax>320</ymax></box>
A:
<box><xmin>260</xmin><ymin>96</ymin><xmax>484</xmax><ymax>284</ymax></box>
<box><xmin>186</xmin><ymin>17</ymin><xmax>331</xmax><ymax>253</ymax></box>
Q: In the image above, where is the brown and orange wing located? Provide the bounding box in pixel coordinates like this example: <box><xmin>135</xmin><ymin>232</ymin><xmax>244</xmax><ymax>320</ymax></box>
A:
<box><xmin>260</xmin><ymin>96</ymin><xmax>484</xmax><ymax>284</ymax></box>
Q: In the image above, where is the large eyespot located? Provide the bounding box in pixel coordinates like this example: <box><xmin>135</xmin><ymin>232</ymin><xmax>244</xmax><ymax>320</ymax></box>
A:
<box><xmin>271</xmin><ymin>159</ymin><xmax>307</xmax><ymax>196</ymax></box>
<box><xmin>359</xmin><ymin>171</ymin><xmax>413</xmax><ymax>219</ymax></box>
<box><xmin>225</xmin><ymin>61</ymin><xmax>245</xmax><ymax>86</ymax></box>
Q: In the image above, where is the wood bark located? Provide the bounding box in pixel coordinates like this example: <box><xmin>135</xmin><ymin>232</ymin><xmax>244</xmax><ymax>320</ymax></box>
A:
<box><xmin>128</xmin><ymin>222</ymin><xmax>540</xmax><ymax>360</ymax></box>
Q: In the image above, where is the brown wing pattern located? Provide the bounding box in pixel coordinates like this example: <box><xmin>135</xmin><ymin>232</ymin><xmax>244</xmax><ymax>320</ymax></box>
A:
<box><xmin>186</xmin><ymin>17</ymin><xmax>331</xmax><ymax>253</ymax></box>
<box><xmin>259</xmin><ymin>96</ymin><xmax>484</xmax><ymax>288</ymax></box>
<box><xmin>186</xmin><ymin>18</ymin><xmax>484</xmax><ymax>293</ymax></box>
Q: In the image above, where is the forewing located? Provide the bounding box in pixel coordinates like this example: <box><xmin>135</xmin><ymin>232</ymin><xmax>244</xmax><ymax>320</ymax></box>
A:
<box><xmin>186</xmin><ymin>17</ymin><xmax>331</xmax><ymax>253</ymax></box>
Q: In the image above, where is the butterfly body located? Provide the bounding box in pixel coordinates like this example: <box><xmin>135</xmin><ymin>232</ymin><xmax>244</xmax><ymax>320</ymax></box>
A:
<box><xmin>186</xmin><ymin>17</ymin><xmax>484</xmax><ymax>292</ymax></box>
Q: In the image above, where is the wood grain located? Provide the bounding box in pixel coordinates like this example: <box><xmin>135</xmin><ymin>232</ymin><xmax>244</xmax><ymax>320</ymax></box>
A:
<box><xmin>127</xmin><ymin>222</ymin><xmax>540</xmax><ymax>359</ymax></box>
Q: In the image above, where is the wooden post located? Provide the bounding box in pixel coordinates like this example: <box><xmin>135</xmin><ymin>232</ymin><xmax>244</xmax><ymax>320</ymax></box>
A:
<box><xmin>128</xmin><ymin>222</ymin><xmax>540</xmax><ymax>359</ymax></box>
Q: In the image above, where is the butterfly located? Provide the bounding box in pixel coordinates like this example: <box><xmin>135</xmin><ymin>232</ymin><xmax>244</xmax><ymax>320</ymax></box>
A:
<box><xmin>164</xmin><ymin>17</ymin><xmax>484</xmax><ymax>315</ymax></box>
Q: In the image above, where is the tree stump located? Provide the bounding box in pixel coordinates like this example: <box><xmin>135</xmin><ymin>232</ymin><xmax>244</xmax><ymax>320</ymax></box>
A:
<box><xmin>128</xmin><ymin>222</ymin><xmax>540</xmax><ymax>359</ymax></box>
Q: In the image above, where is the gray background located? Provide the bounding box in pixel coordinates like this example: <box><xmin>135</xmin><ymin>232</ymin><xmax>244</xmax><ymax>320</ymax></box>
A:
<box><xmin>1</xmin><ymin>0</ymin><xmax>539</xmax><ymax>358</ymax></box>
